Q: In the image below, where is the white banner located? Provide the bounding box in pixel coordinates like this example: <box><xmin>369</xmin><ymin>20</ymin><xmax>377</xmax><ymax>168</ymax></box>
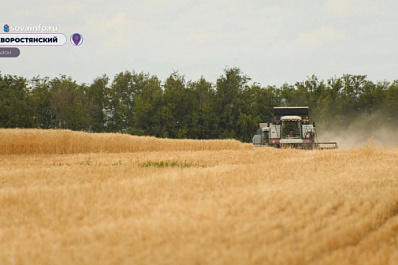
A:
<box><xmin>0</xmin><ymin>33</ymin><xmax>67</xmax><ymax>46</ymax></box>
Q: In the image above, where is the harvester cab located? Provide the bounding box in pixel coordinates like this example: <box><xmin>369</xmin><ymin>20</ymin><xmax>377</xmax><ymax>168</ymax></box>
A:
<box><xmin>252</xmin><ymin>107</ymin><xmax>338</xmax><ymax>149</ymax></box>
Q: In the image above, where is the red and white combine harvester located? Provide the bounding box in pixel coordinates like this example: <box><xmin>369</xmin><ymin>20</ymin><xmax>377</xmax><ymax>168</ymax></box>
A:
<box><xmin>252</xmin><ymin>107</ymin><xmax>338</xmax><ymax>149</ymax></box>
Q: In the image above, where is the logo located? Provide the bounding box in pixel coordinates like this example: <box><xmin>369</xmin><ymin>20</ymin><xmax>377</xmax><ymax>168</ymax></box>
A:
<box><xmin>4</xmin><ymin>24</ymin><xmax>9</xmax><ymax>32</ymax></box>
<box><xmin>70</xmin><ymin>33</ymin><xmax>83</xmax><ymax>46</ymax></box>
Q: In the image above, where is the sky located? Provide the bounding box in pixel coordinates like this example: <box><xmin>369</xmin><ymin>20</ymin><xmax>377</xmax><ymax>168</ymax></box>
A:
<box><xmin>1</xmin><ymin>0</ymin><xmax>397</xmax><ymax>87</ymax></box>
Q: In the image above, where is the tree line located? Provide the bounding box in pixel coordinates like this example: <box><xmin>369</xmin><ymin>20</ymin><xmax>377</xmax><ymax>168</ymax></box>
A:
<box><xmin>1</xmin><ymin>68</ymin><xmax>397</xmax><ymax>142</ymax></box>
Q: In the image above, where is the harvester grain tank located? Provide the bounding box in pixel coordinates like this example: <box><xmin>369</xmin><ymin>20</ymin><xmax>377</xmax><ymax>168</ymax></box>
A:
<box><xmin>252</xmin><ymin>107</ymin><xmax>338</xmax><ymax>149</ymax></box>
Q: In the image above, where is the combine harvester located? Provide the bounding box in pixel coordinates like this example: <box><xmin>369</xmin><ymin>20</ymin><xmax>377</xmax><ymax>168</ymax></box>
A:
<box><xmin>252</xmin><ymin>107</ymin><xmax>338</xmax><ymax>149</ymax></box>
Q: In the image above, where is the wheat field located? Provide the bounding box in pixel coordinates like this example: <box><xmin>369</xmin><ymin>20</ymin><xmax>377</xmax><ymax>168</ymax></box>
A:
<box><xmin>0</xmin><ymin>129</ymin><xmax>398</xmax><ymax>265</ymax></box>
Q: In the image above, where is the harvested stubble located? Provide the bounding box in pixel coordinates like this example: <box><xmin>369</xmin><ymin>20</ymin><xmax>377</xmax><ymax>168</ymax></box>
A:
<box><xmin>0</xmin><ymin>129</ymin><xmax>398</xmax><ymax>265</ymax></box>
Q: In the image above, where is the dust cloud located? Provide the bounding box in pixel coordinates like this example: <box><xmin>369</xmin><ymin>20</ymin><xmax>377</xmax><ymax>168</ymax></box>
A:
<box><xmin>316</xmin><ymin>115</ymin><xmax>398</xmax><ymax>149</ymax></box>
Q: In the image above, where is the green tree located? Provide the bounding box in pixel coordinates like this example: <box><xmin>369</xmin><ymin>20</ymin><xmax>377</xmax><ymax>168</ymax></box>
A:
<box><xmin>85</xmin><ymin>75</ymin><xmax>109</xmax><ymax>132</ymax></box>
<box><xmin>215</xmin><ymin>68</ymin><xmax>250</xmax><ymax>139</ymax></box>
<box><xmin>162</xmin><ymin>72</ymin><xmax>194</xmax><ymax>138</ymax></box>
<box><xmin>382</xmin><ymin>80</ymin><xmax>398</xmax><ymax>124</ymax></box>
<box><xmin>49</xmin><ymin>76</ymin><xmax>88</xmax><ymax>130</ymax></box>
<box><xmin>0</xmin><ymin>74</ymin><xmax>33</xmax><ymax>128</ymax></box>
<box><xmin>132</xmin><ymin>75</ymin><xmax>164</xmax><ymax>136</ymax></box>
<box><xmin>104</xmin><ymin>71</ymin><xmax>133</xmax><ymax>131</ymax></box>
<box><xmin>29</xmin><ymin>76</ymin><xmax>53</xmax><ymax>128</ymax></box>
<box><xmin>188</xmin><ymin>77</ymin><xmax>218</xmax><ymax>139</ymax></box>
<box><xmin>240</xmin><ymin>84</ymin><xmax>278</xmax><ymax>141</ymax></box>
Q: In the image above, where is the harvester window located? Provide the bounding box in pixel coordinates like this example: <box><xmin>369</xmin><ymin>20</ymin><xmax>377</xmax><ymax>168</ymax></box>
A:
<box><xmin>262</xmin><ymin>130</ymin><xmax>269</xmax><ymax>144</ymax></box>
<box><xmin>282</xmin><ymin>121</ymin><xmax>300</xmax><ymax>139</ymax></box>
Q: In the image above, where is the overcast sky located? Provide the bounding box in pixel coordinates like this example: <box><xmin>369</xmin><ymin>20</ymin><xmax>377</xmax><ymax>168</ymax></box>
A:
<box><xmin>1</xmin><ymin>0</ymin><xmax>397</xmax><ymax>86</ymax></box>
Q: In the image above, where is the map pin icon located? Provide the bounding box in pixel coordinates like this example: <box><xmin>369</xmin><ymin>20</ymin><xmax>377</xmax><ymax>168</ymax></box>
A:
<box><xmin>71</xmin><ymin>33</ymin><xmax>82</xmax><ymax>46</ymax></box>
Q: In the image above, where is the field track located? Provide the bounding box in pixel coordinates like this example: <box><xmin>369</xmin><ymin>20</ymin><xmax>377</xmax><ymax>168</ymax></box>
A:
<box><xmin>1</xmin><ymin>129</ymin><xmax>398</xmax><ymax>265</ymax></box>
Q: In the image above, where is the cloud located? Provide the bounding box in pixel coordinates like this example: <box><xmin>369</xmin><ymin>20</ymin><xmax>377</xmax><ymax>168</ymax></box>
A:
<box><xmin>55</xmin><ymin>2</ymin><xmax>85</xmax><ymax>15</ymax></box>
<box><xmin>87</xmin><ymin>12</ymin><xmax>139</xmax><ymax>34</ymax></box>
<box><xmin>103</xmin><ymin>13</ymin><xmax>133</xmax><ymax>31</ymax></box>
<box><xmin>85</xmin><ymin>12</ymin><xmax>141</xmax><ymax>50</ymax></box>
<box><xmin>14</xmin><ymin>9</ymin><xmax>35</xmax><ymax>17</ymax></box>
<box><xmin>326</xmin><ymin>0</ymin><xmax>355</xmax><ymax>16</ymax></box>
<box><xmin>296</xmin><ymin>27</ymin><xmax>345</xmax><ymax>48</ymax></box>
<box><xmin>144</xmin><ymin>0</ymin><xmax>187</xmax><ymax>9</ymax></box>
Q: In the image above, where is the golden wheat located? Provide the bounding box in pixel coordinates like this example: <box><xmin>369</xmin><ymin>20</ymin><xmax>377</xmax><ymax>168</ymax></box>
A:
<box><xmin>0</xmin><ymin>129</ymin><xmax>397</xmax><ymax>265</ymax></box>
<box><xmin>0</xmin><ymin>129</ymin><xmax>251</xmax><ymax>154</ymax></box>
